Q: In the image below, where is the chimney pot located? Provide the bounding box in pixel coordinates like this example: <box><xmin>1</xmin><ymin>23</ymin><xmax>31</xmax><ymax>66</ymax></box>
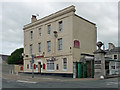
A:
<box><xmin>31</xmin><ymin>15</ymin><xmax>37</xmax><ymax>23</ymax></box>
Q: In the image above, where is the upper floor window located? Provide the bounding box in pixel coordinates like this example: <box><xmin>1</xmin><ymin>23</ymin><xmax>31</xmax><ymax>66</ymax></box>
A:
<box><xmin>30</xmin><ymin>44</ymin><xmax>32</xmax><ymax>54</ymax></box>
<box><xmin>30</xmin><ymin>31</ymin><xmax>33</xmax><ymax>40</ymax></box>
<box><xmin>114</xmin><ymin>55</ymin><xmax>117</xmax><ymax>59</ymax></box>
<box><xmin>63</xmin><ymin>58</ymin><xmax>67</xmax><ymax>70</ymax></box>
<box><xmin>47</xmin><ymin>41</ymin><xmax>51</xmax><ymax>52</ymax></box>
<box><xmin>38</xmin><ymin>43</ymin><xmax>41</xmax><ymax>52</ymax></box>
<box><xmin>59</xmin><ymin>21</ymin><xmax>62</xmax><ymax>32</ymax></box>
<box><xmin>48</xmin><ymin>25</ymin><xmax>51</xmax><ymax>34</ymax></box>
<box><xmin>39</xmin><ymin>28</ymin><xmax>41</xmax><ymax>36</ymax></box>
<box><xmin>58</xmin><ymin>38</ymin><xmax>62</xmax><ymax>50</ymax></box>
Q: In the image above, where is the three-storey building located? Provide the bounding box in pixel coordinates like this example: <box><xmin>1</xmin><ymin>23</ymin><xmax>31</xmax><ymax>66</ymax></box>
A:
<box><xmin>23</xmin><ymin>5</ymin><xmax>97</xmax><ymax>75</ymax></box>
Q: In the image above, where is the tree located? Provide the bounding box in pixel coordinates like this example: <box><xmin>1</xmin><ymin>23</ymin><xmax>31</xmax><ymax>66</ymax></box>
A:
<box><xmin>7</xmin><ymin>48</ymin><xmax>24</xmax><ymax>64</ymax></box>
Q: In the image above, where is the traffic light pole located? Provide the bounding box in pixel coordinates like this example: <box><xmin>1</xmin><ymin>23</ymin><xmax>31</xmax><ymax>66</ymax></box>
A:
<box><xmin>31</xmin><ymin>55</ymin><xmax>34</xmax><ymax>78</ymax></box>
<box><xmin>32</xmin><ymin>64</ymin><xmax>34</xmax><ymax>78</ymax></box>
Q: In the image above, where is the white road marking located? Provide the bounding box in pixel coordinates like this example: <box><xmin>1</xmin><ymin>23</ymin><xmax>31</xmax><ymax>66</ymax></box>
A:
<box><xmin>16</xmin><ymin>80</ymin><xmax>37</xmax><ymax>84</ymax></box>
<box><xmin>106</xmin><ymin>82</ymin><xmax>118</xmax><ymax>85</ymax></box>
<box><xmin>42</xmin><ymin>78</ymin><xmax>52</xmax><ymax>80</ymax></box>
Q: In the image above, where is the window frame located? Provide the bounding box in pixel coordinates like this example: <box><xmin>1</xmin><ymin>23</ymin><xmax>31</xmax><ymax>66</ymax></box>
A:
<box><xmin>59</xmin><ymin>21</ymin><xmax>63</xmax><ymax>32</ymax></box>
<box><xmin>63</xmin><ymin>58</ymin><xmax>67</xmax><ymax>71</ymax></box>
<box><xmin>30</xmin><ymin>31</ymin><xmax>33</xmax><ymax>40</ymax></box>
<box><xmin>48</xmin><ymin>25</ymin><xmax>51</xmax><ymax>34</ymax></box>
<box><xmin>47</xmin><ymin>60</ymin><xmax>54</xmax><ymax>71</ymax></box>
<box><xmin>114</xmin><ymin>55</ymin><xmax>117</xmax><ymax>59</ymax></box>
<box><xmin>47</xmin><ymin>41</ymin><xmax>51</xmax><ymax>52</ymax></box>
<box><xmin>38</xmin><ymin>42</ymin><xmax>41</xmax><ymax>53</ymax></box>
<box><xmin>39</xmin><ymin>28</ymin><xmax>42</xmax><ymax>36</ymax></box>
<box><xmin>27</xmin><ymin>64</ymin><xmax>29</xmax><ymax>69</ymax></box>
<box><xmin>56</xmin><ymin>64</ymin><xmax>59</xmax><ymax>70</ymax></box>
<box><xmin>111</xmin><ymin>66</ymin><xmax>115</xmax><ymax>69</ymax></box>
<box><xmin>58</xmin><ymin>38</ymin><xmax>62</xmax><ymax>50</ymax></box>
<box><xmin>74</xmin><ymin>40</ymin><xmax>80</xmax><ymax>48</ymax></box>
<box><xmin>30</xmin><ymin>44</ymin><xmax>33</xmax><ymax>55</ymax></box>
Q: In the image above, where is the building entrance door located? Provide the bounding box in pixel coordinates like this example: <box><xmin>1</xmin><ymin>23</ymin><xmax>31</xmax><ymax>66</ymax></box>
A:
<box><xmin>77</xmin><ymin>60</ymin><xmax>94</xmax><ymax>78</ymax></box>
<box><xmin>38</xmin><ymin>62</ymin><xmax>42</xmax><ymax>73</ymax></box>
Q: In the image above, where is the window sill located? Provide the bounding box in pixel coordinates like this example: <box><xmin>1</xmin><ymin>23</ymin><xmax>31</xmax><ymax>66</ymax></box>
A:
<box><xmin>63</xmin><ymin>69</ymin><xmax>67</xmax><ymax>71</ymax></box>
<box><xmin>47</xmin><ymin>70</ymin><xmax>55</xmax><ymax>72</ymax></box>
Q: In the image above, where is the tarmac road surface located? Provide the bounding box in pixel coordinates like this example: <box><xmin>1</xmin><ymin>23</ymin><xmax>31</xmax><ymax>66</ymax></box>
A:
<box><xmin>2</xmin><ymin>76</ymin><xmax>119</xmax><ymax>88</ymax></box>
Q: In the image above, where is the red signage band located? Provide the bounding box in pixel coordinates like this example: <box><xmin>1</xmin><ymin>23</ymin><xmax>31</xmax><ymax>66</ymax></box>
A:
<box><xmin>34</xmin><ymin>55</ymin><xmax>44</xmax><ymax>58</ymax></box>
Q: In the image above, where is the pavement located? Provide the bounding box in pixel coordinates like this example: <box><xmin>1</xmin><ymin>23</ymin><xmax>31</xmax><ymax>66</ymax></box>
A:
<box><xmin>2</xmin><ymin>72</ymin><xmax>98</xmax><ymax>83</ymax></box>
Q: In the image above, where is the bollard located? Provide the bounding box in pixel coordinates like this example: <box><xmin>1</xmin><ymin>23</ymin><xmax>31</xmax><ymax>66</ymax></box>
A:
<box><xmin>73</xmin><ymin>62</ymin><xmax>77</xmax><ymax>78</ymax></box>
<box><xmin>9</xmin><ymin>70</ymin><xmax>11</xmax><ymax>74</ymax></box>
<box><xmin>12</xmin><ymin>69</ymin><xmax>14</xmax><ymax>74</ymax></box>
<box><xmin>16</xmin><ymin>72</ymin><xmax>18</xmax><ymax>75</ymax></box>
<box><xmin>100</xmin><ymin>75</ymin><xmax>104</xmax><ymax>80</ymax></box>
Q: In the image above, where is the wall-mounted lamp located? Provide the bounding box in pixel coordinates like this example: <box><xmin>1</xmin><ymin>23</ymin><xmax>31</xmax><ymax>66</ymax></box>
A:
<box><xmin>53</xmin><ymin>31</ymin><xmax>58</xmax><ymax>38</ymax></box>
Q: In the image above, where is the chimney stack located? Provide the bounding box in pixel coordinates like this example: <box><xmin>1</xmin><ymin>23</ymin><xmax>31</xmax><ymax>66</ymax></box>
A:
<box><xmin>31</xmin><ymin>15</ymin><xmax>37</xmax><ymax>23</ymax></box>
<box><xmin>108</xmin><ymin>43</ymin><xmax>115</xmax><ymax>51</ymax></box>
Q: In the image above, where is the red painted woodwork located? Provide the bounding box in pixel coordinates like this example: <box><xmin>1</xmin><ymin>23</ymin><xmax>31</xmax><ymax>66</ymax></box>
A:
<box><xmin>74</xmin><ymin>40</ymin><xmax>80</xmax><ymax>48</ymax></box>
<box><xmin>20</xmin><ymin>66</ymin><xmax>23</xmax><ymax>70</ymax></box>
<box><xmin>34</xmin><ymin>64</ymin><xmax>36</xmax><ymax>69</ymax></box>
<box><xmin>43</xmin><ymin>63</ymin><xmax>45</xmax><ymax>69</ymax></box>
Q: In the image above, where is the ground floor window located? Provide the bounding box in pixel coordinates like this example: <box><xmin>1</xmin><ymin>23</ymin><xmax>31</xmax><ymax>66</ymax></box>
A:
<box><xmin>111</xmin><ymin>66</ymin><xmax>115</xmax><ymax>69</ymax></box>
<box><xmin>63</xmin><ymin>58</ymin><xmax>67</xmax><ymax>70</ymax></box>
<box><xmin>27</xmin><ymin>64</ymin><xmax>29</xmax><ymax>69</ymax></box>
<box><xmin>47</xmin><ymin>60</ymin><xmax>54</xmax><ymax>70</ymax></box>
<box><xmin>56</xmin><ymin>64</ymin><xmax>59</xmax><ymax>70</ymax></box>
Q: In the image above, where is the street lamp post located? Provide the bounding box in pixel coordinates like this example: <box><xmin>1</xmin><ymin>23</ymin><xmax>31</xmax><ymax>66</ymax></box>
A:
<box><xmin>53</xmin><ymin>31</ymin><xmax>58</xmax><ymax>55</ymax></box>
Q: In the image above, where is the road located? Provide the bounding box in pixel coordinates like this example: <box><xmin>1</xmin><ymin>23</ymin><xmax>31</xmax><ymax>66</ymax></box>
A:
<box><xmin>2</xmin><ymin>76</ymin><xmax>119</xmax><ymax>88</ymax></box>
<box><xmin>1</xmin><ymin>61</ymin><xmax>119</xmax><ymax>88</ymax></box>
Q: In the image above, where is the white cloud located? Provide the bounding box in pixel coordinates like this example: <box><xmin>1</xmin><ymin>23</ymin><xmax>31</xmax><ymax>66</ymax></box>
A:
<box><xmin>1</xmin><ymin>0</ymin><xmax>119</xmax><ymax>2</ymax></box>
<box><xmin>1</xmin><ymin>1</ymin><xmax>118</xmax><ymax>55</ymax></box>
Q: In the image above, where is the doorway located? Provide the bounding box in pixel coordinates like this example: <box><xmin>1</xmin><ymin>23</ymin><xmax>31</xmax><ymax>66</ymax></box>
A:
<box><xmin>38</xmin><ymin>62</ymin><xmax>42</xmax><ymax>73</ymax></box>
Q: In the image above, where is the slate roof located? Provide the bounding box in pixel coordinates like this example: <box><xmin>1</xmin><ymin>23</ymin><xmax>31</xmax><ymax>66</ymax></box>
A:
<box><xmin>0</xmin><ymin>54</ymin><xmax>9</xmax><ymax>61</ymax></box>
<box><xmin>105</xmin><ymin>47</ymin><xmax>120</xmax><ymax>54</ymax></box>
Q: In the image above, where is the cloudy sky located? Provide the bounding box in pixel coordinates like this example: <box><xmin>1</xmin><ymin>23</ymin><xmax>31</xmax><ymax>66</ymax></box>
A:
<box><xmin>1</xmin><ymin>0</ymin><xmax>119</xmax><ymax>55</ymax></box>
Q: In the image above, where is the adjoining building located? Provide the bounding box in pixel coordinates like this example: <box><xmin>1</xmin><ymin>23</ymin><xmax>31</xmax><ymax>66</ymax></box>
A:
<box><xmin>23</xmin><ymin>5</ymin><xmax>97</xmax><ymax>77</ymax></box>
<box><xmin>0</xmin><ymin>54</ymin><xmax>8</xmax><ymax>62</ymax></box>
<box><xmin>105</xmin><ymin>43</ymin><xmax>120</xmax><ymax>75</ymax></box>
